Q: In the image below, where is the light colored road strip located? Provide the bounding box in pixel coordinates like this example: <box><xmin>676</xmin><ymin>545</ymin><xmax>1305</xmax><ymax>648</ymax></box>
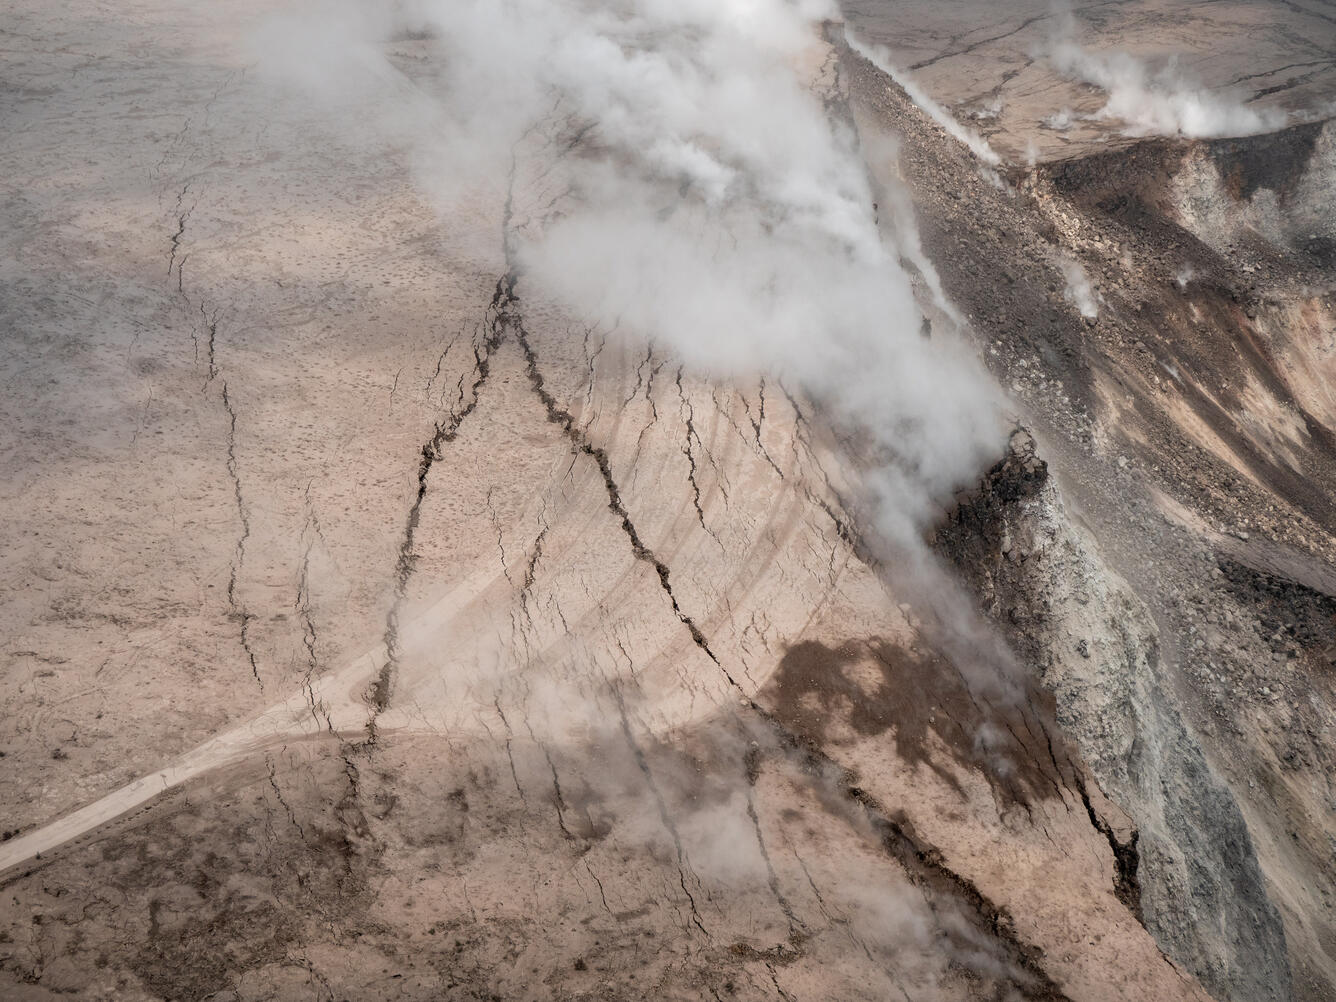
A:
<box><xmin>0</xmin><ymin>554</ymin><xmax>507</xmax><ymax>878</ymax></box>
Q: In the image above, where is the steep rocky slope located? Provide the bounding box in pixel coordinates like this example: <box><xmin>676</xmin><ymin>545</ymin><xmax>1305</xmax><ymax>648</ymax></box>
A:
<box><xmin>1</xmin><ymin>3</ymin><xmax>1333</xmax><ymax>1001</ymax></box>
<box><xmin>844</xmin><ymin>47</ymin><xmax>1336</xmax><ymax>999</ymax></box>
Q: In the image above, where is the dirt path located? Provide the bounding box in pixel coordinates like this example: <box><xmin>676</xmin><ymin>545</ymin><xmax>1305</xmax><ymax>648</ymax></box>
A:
<box><xmin>0</xmin><ymin>553</ymin><xmax>506</xmax><ymax>878</ymax></box>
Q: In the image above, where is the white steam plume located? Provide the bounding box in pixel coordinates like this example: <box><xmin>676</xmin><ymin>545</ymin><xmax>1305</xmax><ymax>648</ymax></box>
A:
<box><xmin>1048</xmin><ymin>39</ymin><xmax>1287</xmax><ymax>139</ymax></box>
<box><xmin>255</xmin><ymin>1</ymin><xmax>1022</xmax><ymax>664</ymax></box>
<box><xmin>257</xmin><ymin>0</ymin><xmax>1008</xmax><ymax>548</ymax></box>
<box><xmin>1060</xmin><ymin>257</ymin><xmax>1099</xmax><ymax>319</ymax></box>
<box><xmin>846</xmin><ymin>31</ymin><xmax>1003</xmax><ymax>167</ymax></box>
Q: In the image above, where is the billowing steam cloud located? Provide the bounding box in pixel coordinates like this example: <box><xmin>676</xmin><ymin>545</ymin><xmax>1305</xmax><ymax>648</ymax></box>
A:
<box><xmin>491</xmin><ymin>1</ymin><xmax>1007</xmax><ymax>544</ymax></box>
<box><xmin>1060</xmin><ymin>257</ymin><xmax>1099</xmax><ymax>319</ymax></box>
<box><xmin>845</xmin><ymin>32</ymin><xmax>1003</xmax><ymax>167</ymax></box>
<box><xmin>259</xmin><ymin>0</ymin><xmax>1006</xmax><ymax>548</ymax></box>
<box><xmin>1048</xmin><ymin>39</ymin><xmax>1287</xmax><ymax>139</ymax></box>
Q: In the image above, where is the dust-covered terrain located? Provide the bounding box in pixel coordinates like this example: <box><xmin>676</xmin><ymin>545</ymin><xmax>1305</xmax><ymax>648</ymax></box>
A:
<box><xmin>1</xmin><ymin>2</ymin><xmax>1334</xmax><ymax>1001</ymax></box>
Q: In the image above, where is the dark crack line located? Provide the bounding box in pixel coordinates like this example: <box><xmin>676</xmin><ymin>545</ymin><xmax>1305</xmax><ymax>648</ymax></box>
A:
<box><xmin>200</xmin><ymin>301</ymin><xmax>219</xmax><ymax>387</ymax></box>
<box><xmin>166</xmin><ymin>182</ymin><xmax>195</xmax><ymax>281</ymax></box>
<box><xmin>148</xmin><ymin>116</ymin><xmax>192</xmax><ymax>186</ymax></box>
<box><xmin>675</xmin><ymin>367</ymin><xmax>724</xmax><ymax>547</ymax></box>
<box><xmin>584</xmin><ymin>859</ymin><xmax>613</xmax><ymax>915</ymax></box>
<box><xmin>775</xmin><ymin>379</ymin><xmax>879</xmax><ymax>566</ymax></box>
<box><xmin>712</xmin><ymin>385</ymin><xmax>762</xmax><ymax>462</ymax></box>
<box><xmin>508</xmin><ymin>282</ymin><xmax>735</xmax><ymax>685</ymax></box>
<box><xmin>221</xmin><ymin>381</ymin><xmax>262</xmax><ymax>691</ymax></box>
<box><xmin>265</xmin><ymin>753</ymin><xmax>306</xmax><ymax>841</ymax></box>
<box><xmin>522</xmin><ymin>508</ymin><xmax>549</xmax><ymax>596</ymax></box>
<box><xmin>494</xmin><ymin>698</ymin><xmax>528</xmax><ymax>806</ymax></box>
<box><xmin>614</xmin><ymin>634</ymin><xmax>642</xmax><ymax>683</ymax></box>
<box><xmin>175</xmin><ymin>257</ymin><xmax>263</xmax><ymax>695</ymax></box>
<box><xmin>1020</xmin><ymin>708</ymin><xmax>1076</xmax><ymax>813</ymax></box>
<box><xmin>1227</xmin><ymin>56</ymin><xmax>1335</xmax><ymax>86</ymax></box>
<box><xmin>530</xmin><ymin>728</ymin><xmax>574</xmax><ymax>840</ymax></box>
<box><xmin>485</xmin><ymin>487</ymin><xmax>516</xmax><ymax>588</ymax></box>
<box><xmin>1247</xmin><ymin>66</ymin><xmax>1332</xmax><ymax>101</ymax></box>
<box><xmin>333</xmin><ymin>748</ymin><xmax>369</xmax><ymax>854</ymax></box>
<box><xmin>782</xmin><ymin>832</ymin><xmax>909</xmax><ymax>995</ymax></box>
<box><xmin>624</xmin><ymin>345</ymin><xmax>653</xmax><ymax>407</ymax></box>
<box><xmin>779</xmin><ymin>727</ymin><xmax>1070</xmax><ymax>1001</ymax></box>
<box><xmin>743</xmin><ymin>378</ymin><xmax>786</xmax><ymax>480</ymax></box>
<box><xmin>767</xmin><ymin>965</ymin><xmax>797</xmax><ymax>1002</ymax></box>
<box><xmin>423</xmin><ymin>331</ymin><xmax>461</xmax><ymax>407</ymax></box>
<box><xmin>296</xmin><ymin>488</ymin><xmax>334</xmax><ymax>734</ymax></box>
<box><xmin>581</xmin><ymin>324</ymin><xmax>609</xmax><ymax>417</ymax></box>
<box><xmin>373</xmin><ymin>289</ymin><xmax>507</xmax><ymax>727</ymax></box>
<box><xmin>743</xmin><ymin>748</ymin><xmax>807</xmax><ymax>940</ymax></box>
<box><xmin>631</xmin><ymin>354</ymin><xmax>670</xmax><ymax>470</ymax></box>
<box><xmin>519</xmin><ymin>504</ymin><xmax>550</xmax><ymax>629</ymax></box>
<box><xmin>908</xmin><ymin>14</ymin><xmax>1048</xmax><ymax>71</ymax></box>
<box><xmin>1076</xmin><ymin>775</ymin><xmax>1142</xmax><ymax>923</ymax></box>
<box><xmin>966</xmin><ymin>57</ymin><xmax>1035</xmax><ymax>105</ymax></box>
<box><xmin>128</xmin><ymin>383</ymin><xmax>155</xmax><ymax>448</ymax></box>
<box><xmin>1273</xmin><ymin>0</ymin><xmax>1336</xmax><ymax>27</ymax></box>
<box><xmin>644</xmin><ymin>354</ymin><xmax>666</xmax><ymax>405</ymax></box>
<box><xmin>611</xmin><ymin>685</ymin><xmax>710</xmax><ymax>937</ymax></box>
<box><xmin>296</xmin><ymin>955</ymin><xmax>334</xmax><ymax>1002</ymax></box>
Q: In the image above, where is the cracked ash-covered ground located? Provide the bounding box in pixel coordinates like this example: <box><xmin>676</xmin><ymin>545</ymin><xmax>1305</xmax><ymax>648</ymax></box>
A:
<box><xmin>2</xmin><ymin>2</ymin><xmax>1336</xmax><ymax>1001</ymax></box>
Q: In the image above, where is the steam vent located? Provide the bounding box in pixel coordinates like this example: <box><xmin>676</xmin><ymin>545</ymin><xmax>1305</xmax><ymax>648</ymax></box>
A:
<box><xmin>4</xmin><ymin>1</ymin><xmax>1336</xmax><ymax>999</ymax></box>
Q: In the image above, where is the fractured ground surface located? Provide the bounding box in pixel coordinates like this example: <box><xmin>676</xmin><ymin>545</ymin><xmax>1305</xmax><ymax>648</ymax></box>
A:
<box><xmin>2</xmin><ymin>2</ymin><xmax>1335</xmax><ymax>1001</ymax></box>
<box><xmin>845</xmin><ymin>0</ymin><xmax>1336</xmax><ymax>161</ymax></box>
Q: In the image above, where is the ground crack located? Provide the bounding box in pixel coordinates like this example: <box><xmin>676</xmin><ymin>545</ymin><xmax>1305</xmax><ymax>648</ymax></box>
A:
<box><xmin>166</xmin><ymin>182</ymin><xmax>195</xmax><ymax>286</ymax></box>
<box><xmin>199</xmin><ymin>302</ymin><xmax>219</xmax><ymax>386</ymax></box>
<box><xmin>675</xmin><ymin>368</ymin><xmax>726</xmax><ymax>549</ymax></box>
<box><xmin>265</xmin><ymin>753</ymin><xmax>306</xmax><ymax>842</ymax></box>
<box><xmin>742</xmin><ymin>378</ymin><xmax>786</xmax><ymax>480</ymax></box>
<box><xmin>296</xmin><ymin>484</ymin><xmax>334</xmax><ymax>734</ymax></box>
<box><xmin>221</xmin><ymin>381</ymin><xmax>262</xmax><ymax>691</ymax></box>
<box><xmin>612</xmin><ymin>686</ymin><xmax>710</xmax><ymax>938</ymax></box>
<box><xmin>506</xmin><ymin>280</ymin><xmax>736</xmax><ymax>685</ymax></box>
<box><xmin>1076</xmin><ymin>775</ymin><xmax>1143</xmax><ymax>923</ymax></box>
<box><xmin>372</xmin><ymin>289</ymin><xmax>508</xmax><ymax>729</ymax></box>
<box><xmin>743</xmin><ymin>746</ymin><xmax>807</xmax><ymax>941</ymax></box>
